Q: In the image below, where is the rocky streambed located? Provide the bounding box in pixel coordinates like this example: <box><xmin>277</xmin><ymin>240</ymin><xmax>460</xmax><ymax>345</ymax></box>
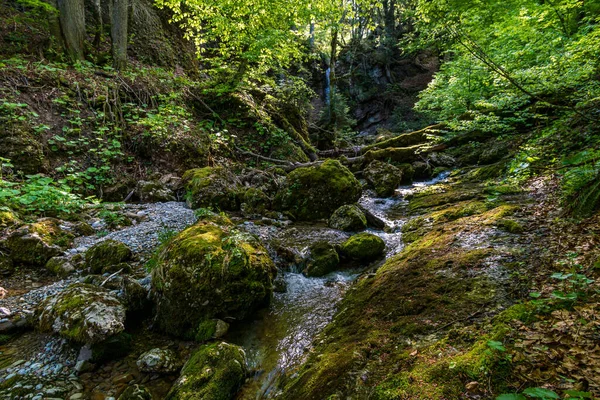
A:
<box><xmin>0</xmin><ymin>157</ymin><xmax>530</xmax><ymax>400</ymax></box>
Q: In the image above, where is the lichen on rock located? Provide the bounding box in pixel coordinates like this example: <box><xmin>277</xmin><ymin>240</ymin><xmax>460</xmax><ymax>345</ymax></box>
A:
<box><xmin>35</xmin><ymin>283</ymin><xmax>126</xmax><ymax>344</ymax></box>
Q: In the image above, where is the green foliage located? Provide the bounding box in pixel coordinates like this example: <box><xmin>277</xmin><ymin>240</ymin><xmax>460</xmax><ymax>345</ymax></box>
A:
<box><xmin>0</xmin><ymin>174</ymin><xmax>93</xmax><ymax>217</ymax></box>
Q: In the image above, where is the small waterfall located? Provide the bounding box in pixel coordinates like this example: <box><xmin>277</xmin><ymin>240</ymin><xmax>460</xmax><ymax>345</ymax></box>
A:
<box><xmin>324</xmin><ymin>67</ymin><xmax>331</xmax><ymax>107</ymax></box>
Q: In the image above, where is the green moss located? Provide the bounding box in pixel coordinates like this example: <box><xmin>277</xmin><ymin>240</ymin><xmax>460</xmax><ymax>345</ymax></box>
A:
<box><xmin>242</xmin><ymin>187</ymin><xmax>270</xmax><ymax>215</ymax></box>
<box><xmin>151</xmin><ymin>221</ymin><xmax>276</xmax><ymax>338</ymax></box>
<box><xmin>165</xmin><ymin>342</ymin><xmax>247</xmax><ymax>400</ymax></box>
<box><xmin>90</xmin><ymin>332</ymin><xmax>133</xmax><ymax>363</ymax></box>
<box><xmin>195</xmin><ymin>319</ymin><xmax>217</xmax><ymax>342</ymax></box>
<box><xmin>0</xmin><ymin>210</ymin><xmax>19</xmax><ymax>228</ymax></box>
<box><xmin>497</xmin><ymin>219</ymin><xmax>524</xmax><ymax>234</ymax></box>
<box><xmin>85</xmin><ymin>239</ymin><xmax>132</xmax><ymax>274</ymax></box>
<box><xmin>275</xmin><ymin>159</ymin><xmax>362</xmax><ymax>220</ymax></box>
<box><xmin>304</xmin><ymin>242</ymin><xmax>340</xmax><ymax>277</ymax></box>
<box><xmin>340</xmin><ymin>233</ymin><xmax>385</xmax><ymax>262</ymax></box>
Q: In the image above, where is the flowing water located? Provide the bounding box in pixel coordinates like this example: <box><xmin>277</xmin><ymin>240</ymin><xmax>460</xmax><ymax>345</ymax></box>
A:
<box><xmin>232</xmin><ymin>173</ymin><xmax>449</xmax><ymax>399</ymax></box>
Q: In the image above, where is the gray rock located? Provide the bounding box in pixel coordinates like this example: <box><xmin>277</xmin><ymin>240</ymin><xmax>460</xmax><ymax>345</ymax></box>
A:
<box><xmin>136</xmin><ymin>348</ymin><xmax>181</xmax><ymax>374</ymax></box>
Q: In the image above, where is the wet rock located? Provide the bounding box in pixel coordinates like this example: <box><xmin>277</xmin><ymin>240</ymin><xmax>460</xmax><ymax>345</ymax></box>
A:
<box><xmin>136</xmin><ymin>348</ymin><xmax>181</xmax><ymax>374</ymax></box>
<box><xmin>45</xmin><ymin>256</ymin><xmax>75</xmax><ymax>277</ymax></box>
<box><xmin>396</xmin><ymin>163</ymin><xmax>416</xmax><ymax>184</ymax></box>
<box><xmin>166</xmin><ymin>342</ymin><xmax>247</xmax><ymax>400</ymax></box>
<box><xmin>84</xmin><ymin>240</ymin><xmax>132</xmax><ymax>274</ymax></box>
<box><xmin>137</xmin><ymin>180</ymin><xmax>176</xmax><ymax>202</ymax></box>
<box><xmin>118</xmin><ymin>384</ymin><xmax>153</xmax><ymax>400</ymax></box>
<box><xmin>303</xmin><ymin>242</ymin><xmax>340</xmax><ymax>277</ymax></box>
<box><xmin>5</xmin><ymin>219</ymin><xmax>73</xmax><ymax>266</ymax></box>
<box><xmin>151</xmin><ymin>221</ymin><xmax>276</xmax><ymax>338</ymax></box>
<box><xmin>328</xmin><ymin>204</ymin><xmax>367</xmax><ymax>232</ymax></box>
<box><xmin>183</xmin><ymin>166</ymin><xmax>241</xmax><ymax>211</ymax></box>
<box><xmin>340</xmin><ymin>233</ymin><xmax>385</xmax><ymax>262</ymax></box>
<box><xmin>275</xmin><ymin>159</ymin><xmax>362</xmax><ymax>220</ymax></box>
<box><xmin>364</xmin><ymin>160</ymin><xmax>403</xmax><ymax>197</ymax></box>
<box><xmin>35</xmin><ymin>283</ymin><xmax>126</xmax><ymax>344</ymax></box>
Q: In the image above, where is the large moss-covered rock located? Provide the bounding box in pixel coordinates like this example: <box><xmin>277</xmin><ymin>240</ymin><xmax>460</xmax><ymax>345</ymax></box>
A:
<box><xmin>151</xmin><ymin>221</ymin><xmax>277</xmax><ymax>338</ymax></box>
<box><xmin>328</xmin><ymin>205</ymin><xmax>367</xmax><ymax>232</ymax></box>
<box><xmin>183</xmin><ymin>167</ymin><xmax>241</xmax><ymax>211</ymax></box>
<box><xmin>165</xmin><ymin>342</ymin><xmax>247</xmax><ymax>400</ymax></box>
<box><xmin>5</xmin><ymin>219</ymin><xmax>73</xmax><ymax>266</ymax></box>
<box><xmin>303</xmin><ymin>242</ymin><xmax>340</xmax><ymax>277</ymax></box>
<box><xmin>84</xmin><ymin>239</ymin><xmax>132</xmax><ymax>274</ymax></box>
<box><xmin>275</xmin><ymin>159</ymin><xmax>362</xmax><ymax>220</ymax></box>
<box><xmin>364</xmin><ymin>160</ymin><xmax>403</xmax><ymax>197</ymax></box>
<box><xmin>35</xmin><ymin>283</ymin><xmax>126</xmax><ymax>344</ymax></box>
<box><xmin>0</xmin><ymin>255</ymin><xmax>14</xmax><ymax>276</ymax></box>
<box><xmin>45</xmin><ymin>256</ymin><xmax>75</xmax><ymax>277</ymax></box>
<box><xmin>340</xmin><ymin>233</ymin><xmax>385</xmax><ymax>262</ymax></box>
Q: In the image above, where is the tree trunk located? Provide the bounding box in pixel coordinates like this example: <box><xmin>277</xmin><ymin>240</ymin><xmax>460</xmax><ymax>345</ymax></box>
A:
<box><xmin>111</xmin><ymin>0</ymin><xmax>128</xmax><ymax>70</ymax></box>
<box><xmin>47</xmin><ymin>0</ymin><xmax>65</xmax><ymax>54</ymax></box>
<box><xmin>57</xmin><ymin>0</ymin><xmax>86</xmax><ymax>61</ymax></box>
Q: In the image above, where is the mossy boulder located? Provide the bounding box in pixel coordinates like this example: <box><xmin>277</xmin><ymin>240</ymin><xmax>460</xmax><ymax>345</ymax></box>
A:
<box><xmin>364</xmin><ymin>160</ymin><xmax>403</xmax><ymax>197</ymax></box>
<box><xmin>275</xmin><ymin>159</ymin><xmax>362</xmax><ymax>220</ymax></box>
<box><xmin>136</xmin><ymin>348</ymin><xmax>182</xmax><ymax>374</ymax></box>
<box><xmin>84</xmin><ymin>239</ymin><xmax>133</xmax><ymax>274</ymax></box>
<box><xmin>118</xmin><ymin>384</ymin><xmax>153</xmax><ymax>400</ymax></box>
<box><xmin>151</xmin><ymin>221</ymin><xmax>277</xmax><ymax>338</ymax></box>
<box><xmin>183</xmin><ymin>167</ymin><xmax>241</xmax><ymax>211</ymax></box>
<box><xmin>5</xmin><ymin>219</ymin><xmax>73</xmax><ymax>266</ymax></box>
<box><xmin>303</xmin><ymin>242</ymin><xmax>340</xmax><ymax>277</ymax></box>
<box><xmin>340</xmin><ymin>233</ymin><xmax>385</xmax><ymax>262</ymax></box>
<box><xmin>89</xmin><ymin>332</ymin><xmax>133</xmax><ymax>363</ymax></box>
<box><xmin>241</xmin><ymin>187</ymin><xmax>270</xmax><ymax>216</ymax></box>
<box><xmin>328</xmin><ymin>204</ymin><xmax>367</xmax><ymax>232</ymax></box>
<box><xmin>35</xmin><ymin>283</ymin><xmax>126</xmax><ymax>344</ymax></box>
<box><xmin>165</xmin><ymin>342</ymin><xmax>247</xmax><ymax>400</ymax></box>
<box><xmin>396</xmin><ymin>163</ymin><xmax>415</xmax><ymax>184</ymax></box>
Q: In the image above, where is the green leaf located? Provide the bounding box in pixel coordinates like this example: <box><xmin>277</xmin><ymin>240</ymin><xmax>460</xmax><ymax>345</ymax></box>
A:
<box><xmin>522</xmin><ymin>387</ymin><xmax>560</xmax><ymax>399</ymax></box>
<box><xmin>487</xmin><ymin>340</ymin><xmax>506</xmax><ymax>352</ymax></box>
<box><xmin>564</xmin><ymin>390</ymin><xmax>592</xmax><ymax>399</ymax></box>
